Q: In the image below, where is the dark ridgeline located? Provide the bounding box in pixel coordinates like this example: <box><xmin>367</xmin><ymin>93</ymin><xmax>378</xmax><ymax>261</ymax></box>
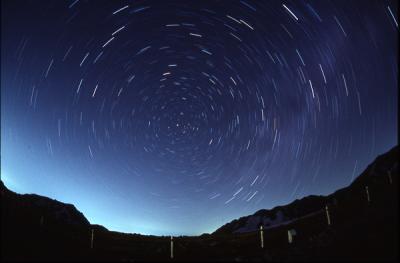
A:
<box><xmin>1</xmin><ymin>146</ymin><xmax>398</xmax><ymax>261</ymax></box>
<box><xmin>213</xmin><ymin>144</ymin><xmax>399</xmax><ymax>235</ymax></box>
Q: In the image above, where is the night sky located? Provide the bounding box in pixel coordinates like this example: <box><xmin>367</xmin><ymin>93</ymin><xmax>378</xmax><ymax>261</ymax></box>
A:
<box><xmin>1</xmin><ymin>0</ymin><xmax>398</xmax><ymax>236</ymax></box>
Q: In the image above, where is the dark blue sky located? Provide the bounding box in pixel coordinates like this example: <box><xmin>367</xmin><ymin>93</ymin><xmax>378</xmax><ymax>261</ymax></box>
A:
<box><xmin>1</xmin><ymin>0</ymin><xmax>398</xmax><ymax>236</ymax></box>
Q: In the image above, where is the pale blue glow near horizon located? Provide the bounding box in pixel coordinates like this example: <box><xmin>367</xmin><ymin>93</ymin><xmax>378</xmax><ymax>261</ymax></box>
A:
<box><xmin>1</xmin><ymin>137</ymin><xmax>396</xmax><ymax>236</ymax></box>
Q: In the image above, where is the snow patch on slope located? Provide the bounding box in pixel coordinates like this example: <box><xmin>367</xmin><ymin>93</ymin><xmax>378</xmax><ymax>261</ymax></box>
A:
<box><xmin>234</xmin><ymin>210</ymin><xmax>290</xmax><ymax>233</ymax></box>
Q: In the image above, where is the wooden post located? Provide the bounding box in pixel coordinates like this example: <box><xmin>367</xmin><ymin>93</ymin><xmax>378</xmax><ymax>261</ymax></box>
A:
<box><xmin>325</xmin><ymin>205</ymin><xmax>331</xmax><ymax>226</ymax></box>
<box><xmin>90</xmin><ymin>229</ymin><xmax>94</xmax><ymax>249</ymax></box>
<box><xmin>388</xmin><ymin>172</ymin><xmax>392</xmax><ymax>184</ymax></box>
<box><xmin>170</xmin><ymin>236</ymin><xmax>174</xmax><ymax>259</ymax></box>
<box><xmin>365</xmin><ymin>186</ymin><xmax>370</xmax><ymax>203</ymax></box>
<box><xmin>260</xmin><ymin>225</ymin><xmax>264</xmax><ymax>248</ymax></box>
<box><xmin>288</xmin><ymin>229</ymin><xmax>296</xmax><ymax>244</ymax></box>
<box><xmin>40</xmin><ymin>215</ymin><xmax>44</xmax><ymax>226</ymax></box>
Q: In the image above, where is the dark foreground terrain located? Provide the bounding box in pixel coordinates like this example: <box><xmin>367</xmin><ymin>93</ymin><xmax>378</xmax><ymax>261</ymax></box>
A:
<box><xmin>1</xmin><ymin>146</ymin><xmax>398</xmax><ymax>261</ymax></box>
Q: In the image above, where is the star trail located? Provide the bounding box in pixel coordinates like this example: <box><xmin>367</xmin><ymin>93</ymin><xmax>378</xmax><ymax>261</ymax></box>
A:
<box><xmin>1</xmin><ymin>0</ymin><xmax>398</xmax><ymax>236</ymax></box>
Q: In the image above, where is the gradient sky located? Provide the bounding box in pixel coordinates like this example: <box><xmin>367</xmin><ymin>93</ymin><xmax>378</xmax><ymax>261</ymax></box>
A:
<box><xmin>1</xmin><ymin>0</ymin><xmax>398</xmax><ymax>236</ymax></box>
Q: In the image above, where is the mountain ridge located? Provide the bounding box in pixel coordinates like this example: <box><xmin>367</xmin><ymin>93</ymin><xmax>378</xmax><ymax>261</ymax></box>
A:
<box><xmin>1</xmin><ymin>145</ymin><xmax>398</xmax><ymax>261</ymax></box>
<box><xmin>213</xmin><ymin>145</ymin><xmax>398</xmax><ymax>235</ymax></box>
<box><xmin>1</xmin><ymin>145</ymin><xmax>398</xmax><ymax>237</ymax></box>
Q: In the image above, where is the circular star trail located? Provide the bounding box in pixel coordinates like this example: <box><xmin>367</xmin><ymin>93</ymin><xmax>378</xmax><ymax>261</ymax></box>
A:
<box><xmin>1</xmin><ymin>0</ymin><xmax>398</xmax><ymax>235</ymax></box>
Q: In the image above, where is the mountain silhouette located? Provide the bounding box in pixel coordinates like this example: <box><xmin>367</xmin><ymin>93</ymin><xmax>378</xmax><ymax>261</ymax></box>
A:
<box><xmin>1</xmin><ymin>145</ymin><xmax>398</xmax><ymax>261</ymax></box>
<box><xmin>213</xmin><ymin>146</ymin><xmax>399</xmax><ymax>235</ymax></box>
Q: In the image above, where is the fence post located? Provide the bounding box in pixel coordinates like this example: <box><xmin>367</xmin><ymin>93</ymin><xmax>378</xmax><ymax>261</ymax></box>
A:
<box><xmin>260</xmin><ymin>225</ymin><xmax>264</xmax><ymax>248</ymax></box>
<box><xmin>288</xmin><ymin>229</ymin><xmax>296</xmax><ymax>244</ymax></box>
<box><xmin>40</xmin><ymin>215</ymin><xmax>44</xmax><ymax>226</ymax></box>
<box><xmin>325</xmin><ymin>205</ymin><xmax>331</xmax><ymax>226</ymax></box>
<box><xmin>388</xmin><ymin>171</ymin><xmax>392</xmax><ymax>184</ymax></box>
<box><xmin>170</xmin><ymin>236</ymin><xmax>174</xmax><ymax>259</ymax></box>
<box><xmin>91</xmin><ymin>229</ymin><xmax>94</xmax><ymax>249</ymax></box>
<box><xmin>365</xmin><ymin>186</ymin><xmax>370</xmax><ymax>203</ymax></box>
